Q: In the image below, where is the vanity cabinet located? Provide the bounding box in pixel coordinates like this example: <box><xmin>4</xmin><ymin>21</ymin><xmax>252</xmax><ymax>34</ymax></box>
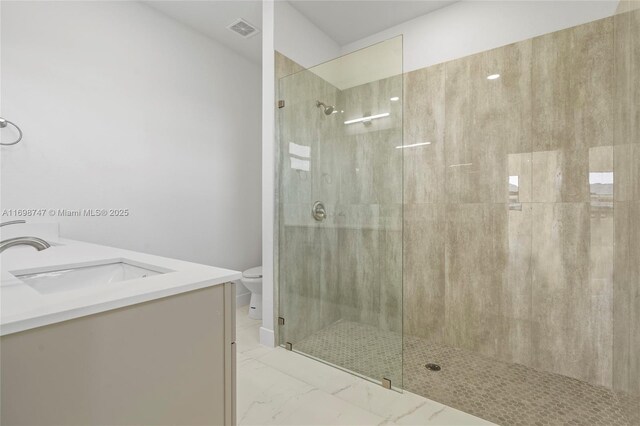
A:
<box><xmin>0</xmin><ymin>283</ymin><xmax>236</xmax><ymax>425</ymax></box>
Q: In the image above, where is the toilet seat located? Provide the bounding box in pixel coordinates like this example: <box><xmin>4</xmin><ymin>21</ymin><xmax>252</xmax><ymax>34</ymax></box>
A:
<box><xmin>243</xmin><ymin>266</ymin><xmax>262</xmax><ymax>279</ymax></box>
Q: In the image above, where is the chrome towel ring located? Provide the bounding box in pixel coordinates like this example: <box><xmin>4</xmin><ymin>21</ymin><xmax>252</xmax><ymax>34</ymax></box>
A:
<box><xmin>0</xmin><ymin>117</ymin><xmax>23</xmax><ymax>146</ymax></box>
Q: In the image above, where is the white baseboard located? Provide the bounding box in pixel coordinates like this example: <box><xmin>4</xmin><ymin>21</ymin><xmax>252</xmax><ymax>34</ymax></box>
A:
<box><xmin>236</xmin><ymin>291</ymin><xmax>251</xmax><ymax>307</ymax></box>
<box><xmin>259</xmin><ymin>326</ymin><xmax>275</xmax><ymax>347</ymax></box>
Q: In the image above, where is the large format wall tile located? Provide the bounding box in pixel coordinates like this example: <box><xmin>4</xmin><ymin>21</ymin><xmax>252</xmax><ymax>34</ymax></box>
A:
<box><xmin>279</xmin><ymin>69</ymin><xmax>339</xmax><ymax>206</ymax></box>
<box><xmin>588</xmin><ymin>201</ymin><xmax>614</xmax><ymax>389</ymax></box>
<box><xmin>613</xmin><ymin>10</ymin><xmax>640</xmax><ymax>203</ymax></box>
<box><xmin>316</xmin><ymin>132</ymin><xmax>344</xmax><ymax>205</ymax></box>
<box><xmin>614</xmin><ymin>8</ymin><xmax>633</xmax><ymax>154</ymax></box>
<box><xmin>278</xmin><ymin>56</ymin><xmax>404</xmax><ymax>382</ymax></box>
<box><xmin>619</xmin><ymin>9</ymin><xmax>640</xmax><ymax>423</ymax></box>
<box><xmin>631</xmin><ymin>9</ymin><xmax>640</xmax><ymax>148</ymax></box>
<box><xmin>336</xmin><ymin>76</ymin><xmax>403</xmax><ymax>335</ymax></box>
<box><xmin>275</xmin><ymin>51</ymin><xmax>304</xmax><ymax>319</ymax></box>
<box><xmin>530</xmin><ymin>202</ymin><xmax>613</xmax><ymax>386</ymax></box>
<box><xmin>612</xmin><ymin>201</ymin><xmax>640</xmax><ymax>426</ymax></box>
<box><xmin>444</xmin><ymin>40</ymin><xmax>532</xmax><ymax>204</ymax></box>
<box><xmin>614</xmin><ymin>143</ymin><xmax>640</xmax><ymax>201</ymax></box>
<box><xmin>403</xmin><ymin>64</ymin><xmax>446</xmax><ymax>204</ymax></box>
<box><xmin>337</xmin><ymin>133</ymin><xmax>375</xmax><ymax>204</ymax></box>
<box><xmin>403</xmin><ymin>203</ymin><xmax>446</xmax><ymax>341</ymax></box>
<box><xmin>340</xmin><ymin>76</ymin><xmax>403</xmax><ymax>137</ymax></box>
<box><xmin>277</xmin><ymin>53</ymin><xmax>345</xmax><ymax>347</ymax></box>
<box><xmin>613</xmin><ymin>202</ymin><xmax>633</xmax><ymax>393</ymax></box>
<box><xmin>444</xmin><ymin>203</ymin><xmax>508</xmax><ymax>358</ymax></box>
<box><xmin>532</xmin><ymin>17</ymin><xmax>614</xmax><ymax>152</ymax></box>
<box><xmin>338</xmin><ymin>129</ymin><xmax>402</xmax><ymax>206</ymax></box>
<box><xmin>629</xmin><ymin>204</ymin><xmax>640</xmax><ymax>401</ymax></box>
<box><xmin>277</xmin><ymin>13</ymin><xmax>633</xmax><ymax>400</ymax></box>
<box><xmin>338</xmin><ymin>77</ymin><xmax>403</xmax><ymax>207</ymax></box>
<box><xmin>531</xmin><ymin>148</ymin><xmax>589</xmax><ymax>202</ymax></box>
<box><xmin>612</xmin><ymin>10</ymin><xmax>640</xmax><ymax>408</ymax></box>
<box><xmin>613</xmin><ymin>10</ymin><xmax>640</xmax><ymax>423</ymax></box>
<box><xmin>401</xmin><ymin>16</ymin><xmax>621</xmax><ymax>388</ymax></box>
<box><xmin>332</xmin><ymin>209</ymin><xmax>402</xmax><ymax>334</ymax></box>
<box><xmin>279</xmin><ymin>225</ymin><xmax>341</xmax><ymax>344</ymax></box>
<box><xmin>503</xmin><ymin>203</ymin><xmax>533</xmax><ymax>365</ymax></box>
<box><xmin>337</xmin><ymin>227</ymin><xmax>383</xmax><ymax>327</ymax></box>
<box><xmin>377</xmin><ymin>228</ymin><xmax>403</xmax><ymax>333</ymax></box>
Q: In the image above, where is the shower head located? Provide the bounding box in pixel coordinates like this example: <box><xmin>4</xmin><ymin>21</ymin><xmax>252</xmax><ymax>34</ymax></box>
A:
<box><xmin>316</xmin><ymin>100</ymin><xmax>335</xmax><ymax>116</ymax></box>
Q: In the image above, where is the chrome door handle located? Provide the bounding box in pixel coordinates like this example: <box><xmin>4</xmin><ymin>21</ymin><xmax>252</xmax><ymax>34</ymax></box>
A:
<box><xmin>312</xmin><ymin>201</ymin><xmax>326</xmax><ymax>222</ymax></box>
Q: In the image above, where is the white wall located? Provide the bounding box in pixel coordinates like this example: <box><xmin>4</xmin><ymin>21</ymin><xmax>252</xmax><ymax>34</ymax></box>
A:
<box><xmin>261</xmin><ymin>0</ymin><xmax>276</xmax><ymax>347</ymax></box>
<box><xmin>274</xmin><ymin>0</ymin><xmax>341</xmax><ymax>68</ymax></box>
<box><xmin>0</xmin><ymin>1</ymin><xmax>262</xmax><ymax>294</ymax></box>
<box><xmin>342</xmin><ymin>0</ymin><xmax>619</xmax><ymax>72</ymax></box>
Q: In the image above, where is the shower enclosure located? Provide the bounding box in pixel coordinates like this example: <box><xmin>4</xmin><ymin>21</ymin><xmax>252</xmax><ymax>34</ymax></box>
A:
<box><xmin>276</xmin><ymin>37</ymin><xmax>404</xmax><ymax>389</ymax></box>
<box><xmin>277</xmin><ymin>6</ymin><xmax>639</xmax><ymax>425</ymax></box>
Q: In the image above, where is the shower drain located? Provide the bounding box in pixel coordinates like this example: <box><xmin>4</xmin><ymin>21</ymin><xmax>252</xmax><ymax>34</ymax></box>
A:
<box><xmin>425</xmin><ymin>363</ymin><xmax>441</xmax><ymax>371</ymax></box>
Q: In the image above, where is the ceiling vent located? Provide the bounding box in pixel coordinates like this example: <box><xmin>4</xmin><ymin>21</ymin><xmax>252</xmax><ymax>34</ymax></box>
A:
<box><xmin>227</xmin><ymin>18</ymin><xmax>259</xmax><ymax>39</ymax></box>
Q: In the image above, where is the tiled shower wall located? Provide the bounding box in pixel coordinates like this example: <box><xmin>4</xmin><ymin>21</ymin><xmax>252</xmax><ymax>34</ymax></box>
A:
<box><xmin>276</xmin><ymin>53</ymin><xmax>344</xmax><ymax>345</ymax></box>
<box><xmin>276</xmin><ymin>51</ymin><xmax>404</xmax><ymax>345</ymax></box>
<box><xmin>334</xmin><ymin>78</ymin><xmax>403</xmax><ymax>334</ymax></box>
<box><xmin>402</xmin><ymin>7</ymin><xmax>638</xmax><ymax>413</ymax></box>
<box><xmin>613</xmin><ymin>3</ymin><xmax>640</xmax><ymax>423</ymax></box>
<box><xmin>276</xmin><ymin>7</ymin><xmax>638</xmax><ymax>416</ymax></box>
<box><xmin>404</xmin><ymin>15</ymin><xmax>615</xmax><ymax>386</ymax></box>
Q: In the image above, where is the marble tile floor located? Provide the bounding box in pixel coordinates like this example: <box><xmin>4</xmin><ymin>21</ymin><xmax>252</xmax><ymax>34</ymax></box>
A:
<box><xmin>235</xmin><ymin>305</ymin><xmax>494</xmax><ymax>426</ymax></box>
<box><xmin>280</xmin><ymin>318</ymin><xmax>632</xmax><ymax>426</ymax></box>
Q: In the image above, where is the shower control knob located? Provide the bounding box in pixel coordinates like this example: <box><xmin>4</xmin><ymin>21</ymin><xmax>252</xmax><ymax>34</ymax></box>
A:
<box><xmin>312</xmin><ymin>201</ymin><xmax>326</xmax><ymax>222</ymax></box>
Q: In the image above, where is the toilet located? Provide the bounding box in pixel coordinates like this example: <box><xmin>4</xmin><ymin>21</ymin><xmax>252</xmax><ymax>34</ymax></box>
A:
<box><xmin>241</xmin><ymin>266</ymin><xmax>262</xmax><ymax>320</ymax></box>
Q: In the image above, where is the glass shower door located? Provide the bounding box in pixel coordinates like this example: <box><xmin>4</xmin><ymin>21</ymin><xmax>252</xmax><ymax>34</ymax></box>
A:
<box><xmin>277</xmin><ymin>37</ymin><xmax>403</xmax><ymax>389</ymax></box>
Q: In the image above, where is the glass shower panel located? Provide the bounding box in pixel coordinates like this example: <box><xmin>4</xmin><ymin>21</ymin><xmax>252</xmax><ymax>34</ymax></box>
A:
<box><xmin>277</xmin><ymin>37</ymin><xmax>403</xmax><ymax>389</ymax></box>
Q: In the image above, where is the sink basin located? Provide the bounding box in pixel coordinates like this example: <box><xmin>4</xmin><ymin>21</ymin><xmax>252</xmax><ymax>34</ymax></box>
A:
<box><xmin>15</xmin><ymin>261</ymin><xmax>169</xmax><ymax>294</ymax></box>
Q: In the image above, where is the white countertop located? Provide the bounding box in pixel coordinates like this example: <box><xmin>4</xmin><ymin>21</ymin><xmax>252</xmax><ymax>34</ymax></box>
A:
<box><xmin>1</xmin><ymin>231</ymin><xmax>241</xmax><ymax>336</ymax></box>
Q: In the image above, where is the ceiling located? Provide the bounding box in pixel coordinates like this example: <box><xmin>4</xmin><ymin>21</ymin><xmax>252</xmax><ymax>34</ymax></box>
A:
<box><xmin>145</xmin><ymin>1</ymin><xmax>459</xmax><ymax>65</ymax></box>
<box><xmin>145</xmin><ymin>1</ymin><xmax>263</xmax><ymax>65</ymax></box>
<box><xmin>288</xmin><ymin>0</ymin><xmax>459</xmax><ymax>45</ymax></box>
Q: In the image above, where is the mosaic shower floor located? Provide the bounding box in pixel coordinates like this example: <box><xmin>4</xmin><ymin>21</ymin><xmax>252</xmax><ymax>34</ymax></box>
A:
<box><xmin>294</xmin><ymin>319</ymin><xmax>403</xmax><ymax>387</ymax></box>
<box><xmin>294</xmin><ymin>320</ymin><xmax>634</xmax><ymax>426</ymax></box>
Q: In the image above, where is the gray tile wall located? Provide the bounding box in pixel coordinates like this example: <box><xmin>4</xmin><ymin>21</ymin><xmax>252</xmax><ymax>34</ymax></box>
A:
<box><xmin>403</xmin><ymin>12</ymin><xmax>638</xmax><ymax>399</ymax></box>
<box><xmin>276</xmin><ymin>53</ymin><xmax>344</xmax><ymax>344</ymax></box>
<box><xmin>613</xmin><ymin>4</ymin><xmax>640</xmax><ymax>423</ymax></box>
<box><xmin>276</xmin><ymin>54</ymin><xmax>404</xmax><ymax>351</ymax></box>
<box><xmin>276</xmin><ymin>9</ymin><xmax>639</xmax><ymax>409</ymax></box>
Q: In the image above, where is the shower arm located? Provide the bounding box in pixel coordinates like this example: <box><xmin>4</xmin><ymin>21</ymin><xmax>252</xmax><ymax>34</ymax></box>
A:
<box><xmin>315</xmin><ymin>100</ymin><xmax>335</xmax><ymax>115</ymax></box>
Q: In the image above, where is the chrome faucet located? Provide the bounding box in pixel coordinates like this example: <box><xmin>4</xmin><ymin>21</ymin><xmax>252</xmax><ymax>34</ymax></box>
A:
<box><xmin>0</xmin><ymin>220</ymin><xmax>51</xmax><ymax>253</ymax></box>
<box><xmin>0</xmin><ymin>236</ymin><xmax>51</xmax><ymax>253</ymax></box>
